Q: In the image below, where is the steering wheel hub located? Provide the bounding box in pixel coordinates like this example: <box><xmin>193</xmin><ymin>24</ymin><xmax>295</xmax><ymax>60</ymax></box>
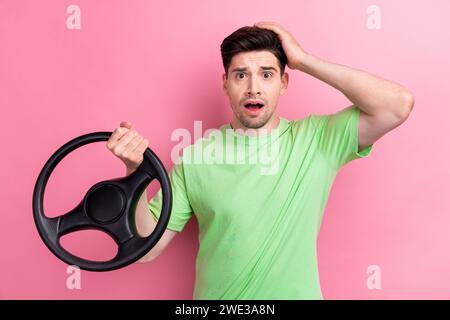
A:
<box><xmin>85</xmin><ymin>184</ymin><xmax>126</xmax><ymax>224</ymax></box>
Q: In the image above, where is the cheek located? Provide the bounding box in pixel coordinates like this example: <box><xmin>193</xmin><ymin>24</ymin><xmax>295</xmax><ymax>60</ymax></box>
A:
<box><xmin>227</xmin><ymin>86</ymin><xmax>243</xmax><ymax>104</ymax></box>
<box><xmin>229</xmin><ymin>82</ymin><xmax>243</xmax><ymax>93</ymax></box>
<box><xmin>266</xmin><ymin>86</ymin><xmax>281</xmax><ymax>103</ymax></box>
<box><xmin>269</xmin><ymin>97</ymin><xmax>279</xmax><ymax>108</ymax></box>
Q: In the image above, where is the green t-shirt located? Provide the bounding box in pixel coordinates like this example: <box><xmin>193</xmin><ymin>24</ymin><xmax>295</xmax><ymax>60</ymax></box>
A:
<box><xmin>149</xmin><ymin>105</ymin><xmax>373</xmax><ymax>299</ymax></box>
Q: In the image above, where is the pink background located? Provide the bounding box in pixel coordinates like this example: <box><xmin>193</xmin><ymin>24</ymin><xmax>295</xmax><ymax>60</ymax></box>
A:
<box><xmin>1</xmin><ymin>0</ymin><xmax>449</xmax><ymax>299</ymax></box>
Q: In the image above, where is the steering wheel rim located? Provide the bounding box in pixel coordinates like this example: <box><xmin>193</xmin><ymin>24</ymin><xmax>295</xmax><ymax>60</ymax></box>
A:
<box><xmin>32</xmin><ymin>132</ymin><xmax>172</xmax><ymax>272</ymax></box>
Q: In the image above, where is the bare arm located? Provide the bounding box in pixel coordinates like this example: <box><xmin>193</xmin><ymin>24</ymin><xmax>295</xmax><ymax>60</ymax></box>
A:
<box><xmin>297</xmin><ymin>53</ymin><xmax>414</xmax><ymax>149</ymax></box>
<box><xmin>126</xmin><ymin>166</ymin><xmax>178</xmax><ymax>263</ymax></box>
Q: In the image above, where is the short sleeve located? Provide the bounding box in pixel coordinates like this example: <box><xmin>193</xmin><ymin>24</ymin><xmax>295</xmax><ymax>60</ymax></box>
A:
<box><xmin>148</xmin><ymin>161</ymin><xmax>193</xmax><ymax>232</ymax></box>
<box><xmin>315</xmin><ymin>105</ymin><xmax>374</xmax><ymax>170</ymax></box>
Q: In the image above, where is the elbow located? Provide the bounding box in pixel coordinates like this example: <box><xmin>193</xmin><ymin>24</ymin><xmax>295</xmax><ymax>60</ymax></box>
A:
<box><xmin>403</xmin><ymin>91</ymin><xmax>415</xmax><ymax>112</ymax></box>
<box><xmin>395</xmin><ymin>91</ymin><xmax>415</xmax><ymax>122</ymax></box>
<box><xmin>137</xmin><ymin>256</ymin><xmax>156</xmax><ymax>264</ymax></box>
<box><xmin>137</xmin><ymin>257</ymin><xmax>151</xmax><ymax>264</ymax></box>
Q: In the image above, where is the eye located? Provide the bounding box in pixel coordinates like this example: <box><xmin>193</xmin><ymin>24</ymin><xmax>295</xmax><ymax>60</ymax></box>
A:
<box><xmin>263</xmin><ymin>72</ymin><xmax>273</xmax><ymax>79</ymax></box>
<box><xmin>236</xmin><ymin>72</ymin><xmax>246</xmax><ymax>79</ymax></box>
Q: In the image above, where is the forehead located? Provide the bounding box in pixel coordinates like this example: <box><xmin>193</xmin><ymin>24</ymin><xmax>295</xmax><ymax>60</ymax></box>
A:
<box><xmin>229</xmin><ymin>50</ymin><xmax>279</xmax><ymax>70</ymax></box>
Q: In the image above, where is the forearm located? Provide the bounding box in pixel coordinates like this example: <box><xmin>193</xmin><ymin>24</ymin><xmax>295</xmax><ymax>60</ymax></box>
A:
<box><xmin>296</xmin><ymin>53</ymin><xmax>414</xmax><ymax>118</ymax></box>
<box><xmin>126</xmin><ymin>167</ymin><xmax>156</xmax><ymax>237</ymax></box>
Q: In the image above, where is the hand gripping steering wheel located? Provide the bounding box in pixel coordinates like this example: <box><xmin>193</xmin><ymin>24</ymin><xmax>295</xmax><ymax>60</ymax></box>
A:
<box><xmin>32</xmin><ymin>132</ymin><xmax>172</xmax><ymax>272</ymax></box>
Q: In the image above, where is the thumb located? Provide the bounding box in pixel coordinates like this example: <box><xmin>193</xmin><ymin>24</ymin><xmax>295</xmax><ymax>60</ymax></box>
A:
<box><xmin>120</xmin><ymin>121</ymin><xmax>133</xmax><ymax>129</ymax></box>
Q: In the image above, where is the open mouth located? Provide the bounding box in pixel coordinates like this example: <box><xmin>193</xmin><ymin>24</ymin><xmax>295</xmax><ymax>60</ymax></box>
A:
<box><xmin>243</xmin><ymin>102</ymin><xmax>265</xmax><ymax>114</ymax></box>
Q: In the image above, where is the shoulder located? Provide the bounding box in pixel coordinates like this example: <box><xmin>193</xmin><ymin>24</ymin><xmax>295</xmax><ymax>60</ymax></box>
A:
<box><xmin>289</xmin><ymin>113</ymin><xmax>324</xmax><ymax>134</ymax></box>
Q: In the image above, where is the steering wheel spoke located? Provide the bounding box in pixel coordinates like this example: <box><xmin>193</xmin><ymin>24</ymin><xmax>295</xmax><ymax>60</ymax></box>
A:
<box><xmin>53</xmin><ymin>203</ymin><xmax>93</xmax><ymax>237</ymax></box>
<box><xmin>118</xmin><ymin>167</ymin><xmax>156</xmax><ymax>199</ymax></box>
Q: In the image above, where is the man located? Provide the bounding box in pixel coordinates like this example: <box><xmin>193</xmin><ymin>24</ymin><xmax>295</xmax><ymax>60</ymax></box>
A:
<box><xmin>107</xmin><ymin>22</ymin><xmax>414</xmax><ymax>299</ymax></box>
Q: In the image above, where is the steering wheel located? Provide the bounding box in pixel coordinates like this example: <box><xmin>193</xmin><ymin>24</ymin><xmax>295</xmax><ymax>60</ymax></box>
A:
<box><xmin>32</xmin><ymin>132</ymin><xmax>172</xmax><ymax>272</ymax></box>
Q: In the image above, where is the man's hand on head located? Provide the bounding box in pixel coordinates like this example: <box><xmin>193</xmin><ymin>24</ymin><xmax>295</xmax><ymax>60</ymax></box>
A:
<box><xmin>254</xmin><ymin>21</ymin><xmax>308</xmax><ymax>70</ymax></box>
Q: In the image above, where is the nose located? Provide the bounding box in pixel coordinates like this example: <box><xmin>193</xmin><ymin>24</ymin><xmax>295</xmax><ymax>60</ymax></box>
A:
<box><xmin>246</xmin><ymin>76</ymin><xmax>261</xmax><ymax>96</ymax></box>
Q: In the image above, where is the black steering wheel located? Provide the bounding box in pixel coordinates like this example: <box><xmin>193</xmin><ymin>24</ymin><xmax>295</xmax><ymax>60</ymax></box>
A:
<box><xmin>32</xmin><ymin>132</ymin><xmax>172</xmax><ymax>272</ymax></box>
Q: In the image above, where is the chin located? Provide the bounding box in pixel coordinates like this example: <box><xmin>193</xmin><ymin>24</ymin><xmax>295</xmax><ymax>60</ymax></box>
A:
<box><xmin>239</xmin><ymin>116</ymin><xmax>270</xmax><ymax>129</ymax></box>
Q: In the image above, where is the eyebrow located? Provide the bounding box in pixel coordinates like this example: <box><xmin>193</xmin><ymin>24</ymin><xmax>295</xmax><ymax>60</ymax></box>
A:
<box><xmin>231</xmin><ymin>66</ymin><xmax>278</xmax><ymax>73</ymax></box>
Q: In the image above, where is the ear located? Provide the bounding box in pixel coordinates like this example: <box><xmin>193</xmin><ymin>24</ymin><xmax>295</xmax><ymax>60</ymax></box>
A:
<box><xmin>222</xmin><ymin>73</ymin><xmax>228</xmax><ymax>96</ymax></box>
<box><xmin>279</xmin><ymin>72</ymin><xmax>289</xmax><ymax>96</ymax></box>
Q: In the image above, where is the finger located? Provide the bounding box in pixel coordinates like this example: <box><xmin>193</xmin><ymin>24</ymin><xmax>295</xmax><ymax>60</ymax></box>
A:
<box><xmin>254</xmin><ymin>21</ymin><xmax>275</xmax><ymax>28</ymax></box>
<box><xmin>107</xmin><ymin>126</ymin><xmax>131</xmax><ymax>148</ymax></box>
<box><xmin>124</xmin><ymin>136</ymin><xmax>144</xmax><ymax>156</ymax></box>
<box><xmin>133</xmin><ymin>138</ymin><xmax>148</xmax><ymax>155</ymax></box>
<box><xmin>109</xmin><ymin>121</ymin><xmax>132</xmax><ymax>145</ymax></box>
<box><xmin>126</xmin><ymin>138</ymin><xmax>147</xmax><ymax>165</ymax></box>
<box><xmin>255</xmin><ymin>21</ymin><xmax>278</xmax><ymax>27</ymax></box>
<box><xmin>254</xmin><ymin>22</ymin><xmax>281</xmax><ymax>32</ymax></box>
<box><xmin>113</xmin><ymin>130</ymin><xmax>139</xmax><ymax>153</ymax></box>
<box><xmin>120</xmin><ymin>121</ymin><xmax>133</xmax><ymax>129</ymax></box>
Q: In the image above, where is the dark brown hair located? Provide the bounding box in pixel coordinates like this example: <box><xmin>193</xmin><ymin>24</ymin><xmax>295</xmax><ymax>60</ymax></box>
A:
<box><xmin>220</xmin><ymin>26</ymin><xmax>287</xmax><ymax>77</ymax></box>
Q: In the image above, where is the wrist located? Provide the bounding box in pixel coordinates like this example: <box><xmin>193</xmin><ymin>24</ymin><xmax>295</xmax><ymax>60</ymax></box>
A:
<box><xmin>126</xmin><ymin>167</ymin><xmax>137</xmax><ymax>175</ymax></box>
<box><xmin>294</xmin><ymin>52</ymin><xmax>315</xmax><ymax>73</ymax></box>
